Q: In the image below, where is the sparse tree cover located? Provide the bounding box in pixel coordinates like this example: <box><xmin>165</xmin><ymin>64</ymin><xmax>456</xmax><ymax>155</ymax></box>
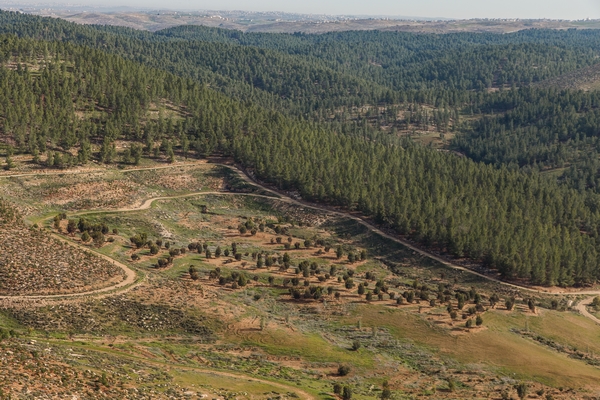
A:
<box><xmin>342</xmin><ymin>386</ymin><xmax>353</xmax><ymax>400</ymax></box>
<box><xmin>476</xmin><ymin>315</ymin><xmax>483</xmax><ymax>326</ymax></box>
<box><xmin>516</xmin><ymin>382</ymin><xmax>528</xmax><ymax>400</ymax></box>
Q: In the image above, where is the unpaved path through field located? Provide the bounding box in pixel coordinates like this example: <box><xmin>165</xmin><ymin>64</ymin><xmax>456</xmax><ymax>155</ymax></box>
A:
<box><xmin>0</xmin><ymin>160</ymin><xmax>211</xmax><ymax>179</ymax></box>
<box><xmin>3</xmin><ymin>161</ymin><xmax>600</xmax><ymax>324</ymax></box>
<box><xmin>49</xmin><ymin>338</ymin><xmax>318</xmax><ymax>400</ymax></box>
<box><xmin>220</xmin><ymin>164</ymin><xmax>600</xmax><ymax>324</ymax></box>
<box><xmin>575</xmin><ymin>297</ymin><xmax>600</xmax><ymax>325</ymax></box>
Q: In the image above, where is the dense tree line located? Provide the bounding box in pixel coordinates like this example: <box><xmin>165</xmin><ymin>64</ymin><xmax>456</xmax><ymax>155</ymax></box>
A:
<box><xmin>3</xmin><ymin>12</ymin><xmax>600</xmax><ymax>286</ymax></box>
<box><xmin>0</xmin><ymin>35</ymin><xmax>201</xmax><ymax>164</ymax></box>
<box><xmin>1</xmin><ymin>10</ymin><xmax>599</xmax><ymax>120</ymax></box>
<box><xmin>232</xmin><ymin>120</ymin><xmax>600</xmax><ymax>286</ymax></box>
<box><xmin>452</xmin><ymin>87</ymin><xmax>600</xmax><ymax>191</ymax></box>
<box><xmin>157</xmin><ymin>25</ymin><xmax>600</xmax><ymax>91</ymax></box>
<box><xmin>454</xmin><ymin>88</ymin><xmax>600</xmax><ymax>166</ymax></box>
<box><xmin>0</xmin><ymin>11</ymin><xmax>395</xmax><ymax>117</ymax></box>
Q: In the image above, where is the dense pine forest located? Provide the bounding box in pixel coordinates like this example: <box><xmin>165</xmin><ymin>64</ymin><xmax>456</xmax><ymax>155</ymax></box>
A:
<box><xmin>3</xmin><ymin>10</ymin><xmax>600</xmax><ymax>286</ymax></box>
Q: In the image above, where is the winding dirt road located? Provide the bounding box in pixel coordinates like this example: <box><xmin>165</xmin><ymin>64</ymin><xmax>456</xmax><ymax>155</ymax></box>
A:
<box><xmin>221</xmin><ymin>164</ymin><xmax>600</xmax><ymax>324</ymax></box>
<box><xmin>575</xmin><ymin>297</ymin><xmax>600</xmax><ymax>325</ymax></box>
<box><xmin>0</xmin><ymin>160</ymin><xmax>210</xmax><ymax>179</ymax></box>
<box><xmin>0</xmin><ymin>232</ymin><xmax>141</xmax><ymax>305</ymax></box>
<box><xmin>3</xmin><ymin>161</ymin><xmax>600</xmax><ymax>324</ymax></box>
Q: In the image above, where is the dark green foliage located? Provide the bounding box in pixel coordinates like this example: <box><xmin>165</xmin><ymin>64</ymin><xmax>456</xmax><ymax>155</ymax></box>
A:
<box><xmin>358</xmin><ymin>284</ymin><xmax>365</xmax><ymax>295</ymax></box>
<box><xmin>506</xmin><ymin>298</ymin><xmax>515</xmax><ymax>311</ymax></box>
<box><xmin>381</xmin><ymin>381</ymin><xmax>392</xmax><ymax>399</ymax></box>
<box><xmin>333</xmin><ymin>383</ymin><xmax>342</xmax><ymax>395</ymax></box>
<box><xmin>129</xmin><ymin>234</ymin><xmax>148</xmax><ymax>249</ymax></box>
<box><xmin>149</xmin><ymin>244</ymin><xmax>159</xmax><ymax>255</ymax></box>
<box><xmin>516</xmin><ymin>382</ymin><xmax>528</xmax><ymax>399</ymax></box>
<box><xmin>1</xmin><ymin>11</ymin><xmax>600</xmax><ymax>287</ymax></box>
<box><xmin>342</xmin><ymin>386</ymin><xmax>353</xmax><ymax>400</ymax></box>
<box><xmin>338</xmin><ymin>365</ymin><xmax>351</xmax><ymax>376</ymax></box>
<box><xmin>454</xmin><ymin>88</ymin><xmax>600</xmax><ymax>173</ymax></box>
<box><xmin>336</xmin><ymin>246</ymin><xmax>343</xmax><ymax>259</ymax></box>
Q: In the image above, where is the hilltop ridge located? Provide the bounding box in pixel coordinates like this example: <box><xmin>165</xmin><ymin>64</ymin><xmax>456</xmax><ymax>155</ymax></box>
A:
<box><xmin>12</xmin><ymin>7</ymin><xmax>600</xmax><ymax>33</ymax></box>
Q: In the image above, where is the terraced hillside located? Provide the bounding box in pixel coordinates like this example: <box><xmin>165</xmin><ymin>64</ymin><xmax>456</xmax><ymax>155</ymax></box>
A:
<box><xmin>0</xmin><ymin>199</ymin><xmax>124</xmax><ymax>296</ymax></box>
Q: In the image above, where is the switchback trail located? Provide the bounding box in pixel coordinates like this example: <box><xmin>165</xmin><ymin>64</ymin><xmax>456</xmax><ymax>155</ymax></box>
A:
<box><xmin>3</xmin><ymin>160</ymin><xmax>600</xmax><ymax>324</ymax></box>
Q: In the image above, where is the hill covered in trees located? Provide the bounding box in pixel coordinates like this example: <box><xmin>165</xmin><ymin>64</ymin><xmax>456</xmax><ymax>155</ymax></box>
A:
<box><xmin>1</xmin><ymin>11</ymin><xmax>600</xmax><ymax>118</ymax></box>
<box><xmin>3</xmin><ymin>10</ymin><xmax>600</xmax><ymax>286</ymax></box>
<box><xmin>536</xmin><ymin>62</ymin><xmax>600</xmax><ymax>91</ymax></box>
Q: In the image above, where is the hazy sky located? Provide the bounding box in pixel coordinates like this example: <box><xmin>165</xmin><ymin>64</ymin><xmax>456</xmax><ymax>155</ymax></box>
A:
<box><xmin>39</xmin><ymin>0</ymin><xmax>600</xmax><ymax>20</ymax></box>
<box><xmin>192</xmin><ymin>0</ymin><xmax>600</xmax><ymax>19</ymax></box>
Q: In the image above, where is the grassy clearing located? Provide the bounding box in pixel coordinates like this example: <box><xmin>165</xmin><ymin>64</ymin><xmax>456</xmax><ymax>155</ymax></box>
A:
<box><xmin>229</xmin><ymin>327</ymin><xmax>374</xmax><ymax>368</ymax></box>
<box><xmin>172</xmin><ymin>370</ymin><xmax>292</xmax><ymax>398</ymax></box>
<box><xmin>351</xmin><ymin>304</ymin><xmax>600</xmax><ymax>388</ymax></box>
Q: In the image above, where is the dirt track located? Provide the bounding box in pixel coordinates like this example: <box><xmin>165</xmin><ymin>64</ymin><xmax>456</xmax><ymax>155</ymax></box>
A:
<box><xmin>47</xmin><ymin>338</ymin><xmax>318</xmax><ymax>400</ymax></box>
<box><xmin>0</xmin><ymin>232</ymin><xmax>141</xmax><ymax>306</ymax></box>
<box><xmin>2</xmin><ymin>160</ymin><xmax>600</xmax><ymax>324</ymax></box>
<box><xmin>575</xmin><ymin>296</ymin><xmax>600</xmax><ymax>325</ymax></box>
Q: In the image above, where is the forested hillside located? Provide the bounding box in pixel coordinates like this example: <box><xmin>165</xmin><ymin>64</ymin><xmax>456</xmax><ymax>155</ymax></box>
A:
<box><xmin>157</xmin><ymin>25</ymin><xmax>600</xmax><ymax>90</ymax></box>
<box><xmin>0</xmin><ymin>11</ymin><xmax>396</xmax><ymax>117</ymax></box>
<box><xmin>2</xmin><ymin>10</ymin><xmax>600</xmax><ymax>116</ymax></box>
<box><xmin>3</xmin><ymin>10</ymin><xmax>600</xmax><ymax>286</ymax></box>
<box><xmin>453</xmin><ymin>88</ymin><xmax>600</xmax><ymax>168</ymax></box>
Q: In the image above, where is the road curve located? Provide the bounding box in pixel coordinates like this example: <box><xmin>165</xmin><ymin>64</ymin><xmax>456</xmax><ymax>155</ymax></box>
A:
<box><xmin>0</xmin><ymin>232</ymin><xmax>141</xmax><ymax>304</ymax></box>
<box><xmin>3</xmin><ymin>161</ymin><xmax>600</xmax><ymax>323</ymax></box>
<box><xmin>575</xmin><ymin>296</ymin><xmax>600</xmax><ymax>325</ymax></box>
